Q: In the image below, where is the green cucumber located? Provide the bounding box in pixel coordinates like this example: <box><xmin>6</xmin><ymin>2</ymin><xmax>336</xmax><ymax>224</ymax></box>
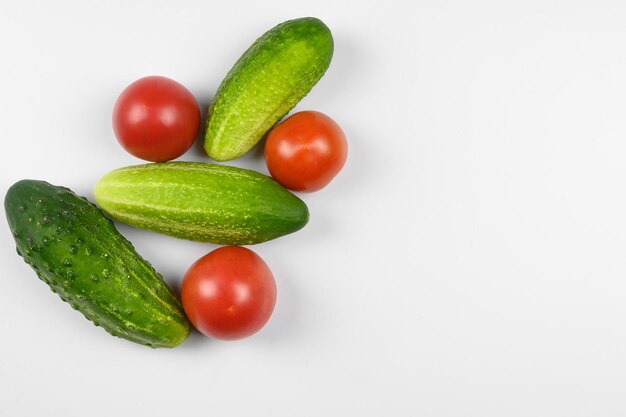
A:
<box><xmin>5</xmin><ymin>180</ymin><xmax>190</xmax><ymax>348</ymax></box>
<box><xmin>94</xmin><ymin>162</ymin><xmax>309</xmax><ymax>245</ymax></box>
<box><xmin>204</xmin><ymin>17</ymin><xmax>334</xmax><ymax>161</ymax></box>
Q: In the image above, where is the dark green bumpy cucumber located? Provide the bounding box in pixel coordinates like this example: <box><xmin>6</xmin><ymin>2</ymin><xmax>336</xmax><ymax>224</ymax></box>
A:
<box><xmin>94</xmin><ymin>162</ymin><xmax>309</xmax><ymax>245</ymax></box>
<box><xmin>204</xmin><ymin>17</ymin><xmax>334</xmax><ymax>161</ymax></box>
<box><xmin>5</xmin><ymin>180</ymin><xmax>190</xmax><ymax>348</ymax></box>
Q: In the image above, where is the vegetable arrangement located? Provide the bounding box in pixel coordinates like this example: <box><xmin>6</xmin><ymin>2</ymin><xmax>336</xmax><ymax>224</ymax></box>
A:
<box><xmin>5</xmin><ymin>17</ymin><xmax>347</xmax><ymax>347</ymax></box>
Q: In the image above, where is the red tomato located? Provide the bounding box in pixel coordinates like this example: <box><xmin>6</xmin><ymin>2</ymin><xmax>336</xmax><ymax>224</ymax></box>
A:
<box><xmin>112</xmin><ymin>76</ymin><xmax>200</xmax><ymax>162</ymax></box>
<box><xmin>181</xmin><ymin>246</ymin><xmax>277</xmax><ymax>341</ymax></box>
<box><xmin>264</xmin><ymin>111</ymin><xmax>348</xmax><ymax>192</ymax></box>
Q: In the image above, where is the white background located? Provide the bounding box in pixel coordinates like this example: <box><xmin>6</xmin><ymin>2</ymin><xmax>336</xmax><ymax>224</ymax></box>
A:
<box><xmin>1</xmin><ymin>0</ymin><xmax>626</xmax><ymax>415</ymax></box>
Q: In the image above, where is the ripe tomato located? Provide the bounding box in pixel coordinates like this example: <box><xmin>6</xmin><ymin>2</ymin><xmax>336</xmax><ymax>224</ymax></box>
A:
<box><xmin>264</xmin><ymin>111</ymin><xmax>348</xmax><ymax>192</ymax></box>
<box><xmin>112</xmin><ymin>76</ymin><xmax>200</xmax><ymax>162</ymax></box>
<box><xmin>181</xmin><ymin>246</ymin><xmax>277</xmax><ymax>341</ymax></box>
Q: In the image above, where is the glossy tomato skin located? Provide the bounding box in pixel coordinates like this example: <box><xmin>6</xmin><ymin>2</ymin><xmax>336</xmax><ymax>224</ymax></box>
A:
<box><xmin>264</xmin><ymin>111</ymin><xmax>348</xmax><ymax>192</ymax></box>
<box><xmin>112</xmin><ymin>76</ymin><xmax>200</xmax><ymax>162</ymax></box>
<box><xmin>181</xmin><ymin>246</ymin><xmax>277</xmax><ymax>341</ymax></box>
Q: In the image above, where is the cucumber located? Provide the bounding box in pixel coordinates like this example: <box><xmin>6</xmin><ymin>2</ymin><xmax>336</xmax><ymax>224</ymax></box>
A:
<box><xmin>204</xmin><ymin>17</ymin><xmax>334</xmax><ymax>161</ymax></box>
<box><xmin>4</xmin><ymin>180</ymin><xmax>190</xmax><ymax>348</ymax></box>
<box><xmin>94</xmin><ymin>162</ymin><xmax>309</xmax><ymax>245</ymax></box>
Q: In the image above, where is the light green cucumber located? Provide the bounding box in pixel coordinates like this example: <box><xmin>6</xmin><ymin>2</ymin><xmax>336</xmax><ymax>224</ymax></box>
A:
<box><xmin>94</xmin><ymin>162</ymin><xmax>309</xmax><ymax>245</ymax></box>
<box><xmin>4</xmin><ymin>180</ymin><xmax>190</xmax><ymax>348</ymax></box>
<box><xmin>204</xmin><ymin>17</ymin><xmax>334</xmax><ymax>161</ymax></box>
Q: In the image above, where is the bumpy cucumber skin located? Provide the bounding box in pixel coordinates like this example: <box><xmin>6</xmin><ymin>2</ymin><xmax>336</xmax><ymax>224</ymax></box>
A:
<box><xmin>94</xmin><ymin>162</ymin><xmax>309</xmax><ymax>245</ymax></box>
<box><xmin>4</xmin><ymin>180</ymin><xmax>190</xmax><ymax>348</ymax></box>
<box><xmin>204</xmin><ymin>17</ymin><xmax>334</xmax><ymax>161</ymax></box>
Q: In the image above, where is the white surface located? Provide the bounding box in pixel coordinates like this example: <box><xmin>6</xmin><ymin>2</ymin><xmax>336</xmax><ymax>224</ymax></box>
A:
<box><xmin>1</xmin><ymin>0</ymin><xmax>626</xmax><ymax>415</ymax></box>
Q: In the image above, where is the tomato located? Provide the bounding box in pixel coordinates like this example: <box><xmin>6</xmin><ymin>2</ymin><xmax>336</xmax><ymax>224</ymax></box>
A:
<box><xmin>264</xmin><ymin>111</ymin><xmax>348</xmax><ymax>192</ymax></box>
<box><xmin>181</xmin><ymin>246</ymin><xmax>277</xmax><ymax>340</ymax></box>
<box><xmin>112</xmin><ymin>76</ymin><xmax>200</xmax><ymax>162</ymax></box>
